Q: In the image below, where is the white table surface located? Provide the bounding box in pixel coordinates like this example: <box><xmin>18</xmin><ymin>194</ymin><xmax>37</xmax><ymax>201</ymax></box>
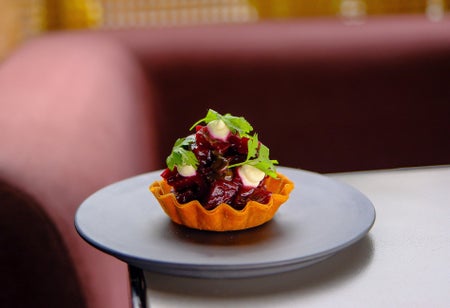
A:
<box><xmin>143</xmin><ymin>166</ymin><xmax>450</xmax><ymax>308</ymax></box>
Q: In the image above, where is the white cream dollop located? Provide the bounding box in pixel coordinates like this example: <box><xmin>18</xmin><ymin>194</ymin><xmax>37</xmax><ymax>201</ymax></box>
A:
<box><xmin>238</xmin><ymin>164</ymin><xmax>265</xmax><ymax>187</ymax></box>
<box><xmin>207</xmin><ymin>119</ymin><xmax>230</xmax><ymax>141</ymax></box>
<box><xmin>177</xmin><ymin>164</ymin><xmax>196</xmax><ymax>177</ymax></box>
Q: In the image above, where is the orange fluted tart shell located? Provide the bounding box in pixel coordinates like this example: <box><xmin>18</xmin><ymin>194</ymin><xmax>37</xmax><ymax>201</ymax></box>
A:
<box><xmin>149</xmin><ymin>173</ymin><xmax>294</xmax><ymax>231</ymax></box>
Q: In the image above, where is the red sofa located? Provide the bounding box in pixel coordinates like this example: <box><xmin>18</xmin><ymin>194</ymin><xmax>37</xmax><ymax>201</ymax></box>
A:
<box><xmin>1</xmin><ymin>15</ymin><xmax>449</xmax><ymax>308</ymax></box>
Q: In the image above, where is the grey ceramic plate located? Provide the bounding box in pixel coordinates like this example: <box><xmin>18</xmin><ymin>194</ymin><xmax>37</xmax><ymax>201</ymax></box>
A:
<box><xmin>75</xmin><ymin>167</ymin><xmax>375</xmax><ymax>278</ymax></box>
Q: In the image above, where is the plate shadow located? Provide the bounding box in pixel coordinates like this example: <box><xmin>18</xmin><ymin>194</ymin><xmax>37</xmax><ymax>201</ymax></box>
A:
<box><xmin>160</xmin><ymin>219</ymin><xmax>285</xmax><ymax>247</ymax></box>
<box><xmin>145</xmin><ymin>235</ymin><xmax>375</xmax><ymax>298</ymax></box>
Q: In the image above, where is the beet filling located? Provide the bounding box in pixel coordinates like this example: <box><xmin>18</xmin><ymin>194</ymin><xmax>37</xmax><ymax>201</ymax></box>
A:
<box><xmin>161</xmin><ymin>126</ymin><xmax>271</xmax><ymax>210</ymax></box>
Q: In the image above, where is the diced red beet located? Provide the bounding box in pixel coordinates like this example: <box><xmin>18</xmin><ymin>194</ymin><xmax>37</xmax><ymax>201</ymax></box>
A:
<box><xmin>176</xmin><ymin>189</ymin><xmax>196</xmax><ymax>204</ymax></box>
<box><xmin>228</xmin><ymin>134</ymin><xmax>249</xmax><ymax>154</ymax></box>
<box><xmin>195</xmin><ymin>127</ymin><xmax>212</xmax><ymax>150</ymax></box>
<box><xmin>161</xmin><ymin>167</ymin><xmax>178</xmax><ymax>179</ymax></box>
<box><xmin>250</xmin><ymin>187</ymin><xmax>272</xmax><ymax>204</ymax></box>
<box><xmin>233</xmin><ymin>184</ymin><xmax>256</xmax><ymax>209</ymax></box>
<box><xmin>204</xmin><ymin>179</ymin><xmax>240</xmax><ymax>210</ymax></box>
<box><xmin>164</xmin><ymin>125</ymin><xmax>272</xmax><ymax>210</ymax></box>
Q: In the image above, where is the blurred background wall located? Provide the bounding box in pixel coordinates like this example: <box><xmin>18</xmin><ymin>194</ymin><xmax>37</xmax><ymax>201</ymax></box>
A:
<box><xmin>1</xmin><ymin>0</ymin><xmax>449</xmax><ymax>61</ymax></box>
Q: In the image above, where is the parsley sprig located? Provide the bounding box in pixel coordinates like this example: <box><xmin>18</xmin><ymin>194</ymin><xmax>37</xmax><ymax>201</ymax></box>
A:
<box><xmin>166</xmin><ymin>135</ymin><xmax>198</xmax><ymax>171</ymax></box>
<box><xmin>190</xmin><ymin>109</ymin><xmax>253</xmax><ymax>137</ymax></box>
<box><xmin>166</xmin><ymin>109</ymin><xmax>278</xmax><ymax>177</ymax></box>
<box><xmin>229</xmin><ymin>134</ymin><xmax>279</xmax><ymax>178</ymax></box>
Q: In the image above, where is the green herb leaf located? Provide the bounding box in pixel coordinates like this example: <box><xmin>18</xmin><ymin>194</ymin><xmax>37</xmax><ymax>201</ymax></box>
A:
<box><xmin>190</xmin><ymin>109</ymin><xmax>253</xmax><ymax>137</ymax></box>
<box><xmin>249</xmin><ymin>143</ymin><xmax>279</xmax><ymax>178</ymax></box>
<box><xmin>190</xmin><ymin>109</ymin><xmax>220</xmax><ymax>129</ymax></box>
<box><xmin>245</xmin><ymin>133</ymin><xmax>259</xmax><ymax>161</ymax></box>
<box><xmin>229</xmin><ymin>134</ymin><xmax>278</xmax><ymax>178</ymax></box>
<box><xmin>166</xmin><ymin>136</ymin><xmax>198</xmax><ymax>171</ymax></box>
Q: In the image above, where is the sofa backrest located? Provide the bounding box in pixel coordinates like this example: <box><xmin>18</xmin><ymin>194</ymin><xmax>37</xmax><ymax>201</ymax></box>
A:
<box><xmin>114</xmin><ymin>15</ymin><xmax>450</xmax><ymax>172</ymax></box>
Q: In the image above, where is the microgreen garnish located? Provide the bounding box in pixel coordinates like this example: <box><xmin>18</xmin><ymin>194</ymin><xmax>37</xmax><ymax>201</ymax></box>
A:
<box><xmin>166</xmin><ymin>135</ymin><xmax>198</xmax><ymax>171</ymax></box>
<box><xmin>190</xmin><ymin>109</ymin><xmax>253</xmax><ymax>137</ymax></box>
<box><xmin>229</xmin><ymin>134</ymin><xmax>279</xmax><ymax>178</ymax></box>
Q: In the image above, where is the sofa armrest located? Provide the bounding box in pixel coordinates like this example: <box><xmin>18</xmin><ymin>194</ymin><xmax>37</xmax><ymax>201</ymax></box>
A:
<box><xmin>0</xmin><ymin>34</ymin><xmax>158</xmax><ymax>308</ymax></box>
